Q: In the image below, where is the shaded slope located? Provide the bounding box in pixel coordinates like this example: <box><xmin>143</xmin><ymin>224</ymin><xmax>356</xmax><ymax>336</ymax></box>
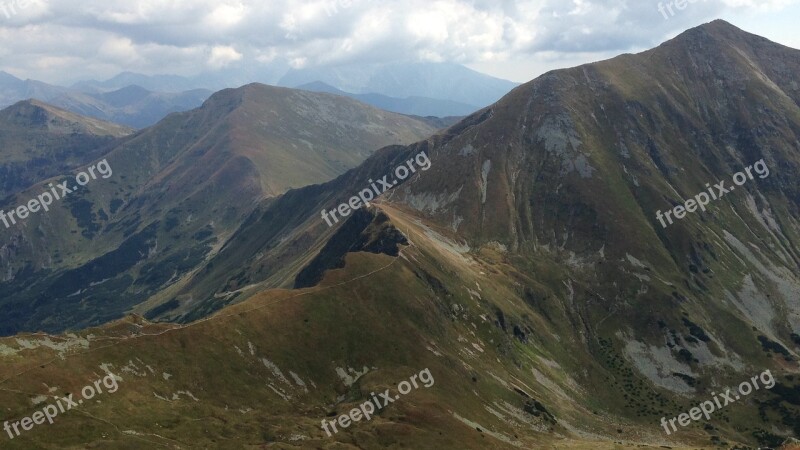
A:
<box><xmin>0</xmin><ymin>100</ymin><xmax>133</xmax><ymax>199</ymax></box>
<box><xmin>294</xmin><ymin>208</ymin><xmax>408</xmax><ymax>289</ymax></box>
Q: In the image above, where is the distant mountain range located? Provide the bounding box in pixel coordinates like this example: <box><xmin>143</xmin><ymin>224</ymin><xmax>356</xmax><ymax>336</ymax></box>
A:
<box><xmin>0</xmin><ymin>71</ymin><xmax>212</xmax><ymax>128</ymax></box>
<box><xmin>295</xmin><ymin>81</ymin><xmax>477</xmax><ymax>118</ymax></box>
<box><xmin>73</xmin><ymin>61</ymin><xmax>518</xmax><ymax>106</ymax></box>
<box><xmin>278</xmin><ymin>61</ymin><xmax>519</xmax><ymax>107</ymax></box>
<box><xmin>0</xmin><ymin>61</ymin><xmax>518</xmax><ymax>125</ymax></box>
<box><xmin>74</xmin><ymin>61</ymin><xmax>518</xmax><ymax>117</ymax></box>
<box><xmin>72</xmin><ymin>62</ymin><xmax>293</xmax><ymax>94</ymax></box>
<box><xmin>46</xmin><ymin>85</ymin><xmax>212</xmax><ymax>129</ymax></box>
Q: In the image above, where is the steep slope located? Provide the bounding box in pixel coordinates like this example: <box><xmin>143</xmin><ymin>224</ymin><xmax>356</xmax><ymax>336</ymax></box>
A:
<box><xmin>0</xmin><ymin>100</ymin><xmax>133</xmax><ymax>199</ymax></box>
<box><xmin>217</xmin><ymin>84</ymin><xmax>438</xmax><ymax>195</ymax></box>
<box><xmin>383</xmin><ymin>18</ymin><xmax>800</xmax><ymax>444</ymax></box>
<box><xmin>0</xmin><ymin>85</ymin><xmax>438</xmax><ymax>335</ymax></box>
<box><xmin>386</xmin><ymin>18</ymin><xmax>800</xmax><ymax>360</ymax></box>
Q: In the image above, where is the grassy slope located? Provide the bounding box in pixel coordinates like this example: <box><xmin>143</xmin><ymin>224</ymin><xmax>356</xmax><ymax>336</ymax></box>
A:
<box><xmin>0</xmin><ymin>203</ymin><xmax>790</xmax><ymax>449</ymax></box>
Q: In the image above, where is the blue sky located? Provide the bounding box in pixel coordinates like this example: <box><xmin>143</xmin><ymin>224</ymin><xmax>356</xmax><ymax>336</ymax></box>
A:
<box><xmin>0</xmin><ymin>0</ymin><xmax>797</xmax><ymax>85</ymax></box>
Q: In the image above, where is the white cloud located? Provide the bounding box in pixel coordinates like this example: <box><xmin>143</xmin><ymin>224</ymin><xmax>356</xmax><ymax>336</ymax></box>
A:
<box><xmin>98</xmin><ymin>36</ymin><xmax>140</xmax><ymax>63</ymax></box>
<box><xmin>0</xmin><ymin>0</ymin><xmax>797</xmax><ymax>83</ymax></box>
<box><xmin>207</xmin><ymin>45</ymin><xmax>242</xmax><ymax>68</ymax></box>
<box><xmin>204</xmin><ymin>3</ymin><xmax>246</xmax><ymax>29</ymax></box>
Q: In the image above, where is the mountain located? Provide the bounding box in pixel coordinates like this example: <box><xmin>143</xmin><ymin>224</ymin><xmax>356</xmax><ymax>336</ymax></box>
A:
<box><xmin>72</xmin><ymin>72</ymin><xmax>199</xmax><ymax>93</ymax></box>
<box><xmin>0</xmin><ymin>71</ymin><xmax>71</xmax><ymax>107</ymax></box>
<box><xmin>279</xmin><ymin>61</ymin><xmax>520</xmax><ymax>108</ymax></box>
<box><xmin>0</xmin><ymin>85</ymin><xmax>438</xmax><ymax>335</ymax></box>
<box><xmin>0</xmin><ymin>20</ymin><xmax>799</xmax><ymax>450</ymax></box>
<box><xmin>297</xmin><ymin>81</ymin><xmax>479</xmax><ymax>117</ymax></box>
<box><xmin>73</xmin><ymin>61</ymin><xmax>519</xmax><ymax>116</ymax></box>
<box><xmin>0</xmin><ymin>72</ymin><xmax>216</xmax><ymax>129</ymax></box>
<box><xmin>4</xmin><ymin>60</ymin><xmax>515</xmax><ymax>127</ymax></box>
<box><xmin>0</xmin><ymin>100</ymin><xmax>133</xmax><ymax>199</ymax></box>
<box><xmin>46</xmin><ymin>85</ymin><xmax>213</xmax><ymax>128</ymax></box>
<box><xmin>73</xmin><ymin>62</ymin><xmax>292</xmax><ymax>94</ymax></box>
<box><xmin>0</xmin><ymin>71</ymin><xmax>213</xmax><ymax>128</ymax></box>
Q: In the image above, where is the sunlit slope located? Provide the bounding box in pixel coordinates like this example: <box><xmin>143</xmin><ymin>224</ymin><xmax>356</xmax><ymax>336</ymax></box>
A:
<box><xmin>0</xmin><ymin>206</ymin><xmax>747</xmax><ymax>449</ymax></box>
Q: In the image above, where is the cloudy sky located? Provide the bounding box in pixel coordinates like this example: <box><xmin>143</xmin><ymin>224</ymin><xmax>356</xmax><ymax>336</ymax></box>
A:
<box><xmin>0</xmin><ymin>0</ymin><xmax>798</xmax><ymax>85</ymax></box>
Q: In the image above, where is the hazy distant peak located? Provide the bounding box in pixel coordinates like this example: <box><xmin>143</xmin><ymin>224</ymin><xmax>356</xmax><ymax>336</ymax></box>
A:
<box><xmin>0</xmin><ymin>99</ymin><xmax>134</xmax><ymax>137</ymax></box>
<box><xmin>0</xmin><ymin>70</ymin><xmax>22</xmax><ymax>83</ymax></box>
<box><xmin>296</xmin><ymin>81</ymin><xmax>347</xmax><ymax>95</ymax></box>
<box><xmin>109</xmin><ymin>84</ymin><xmax>151</xmax><ymax>95</ymax></box>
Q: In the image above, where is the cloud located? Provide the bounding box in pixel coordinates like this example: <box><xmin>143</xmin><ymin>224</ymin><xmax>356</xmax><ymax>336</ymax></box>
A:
<box><xmin>0</xmin><ymin>0</ymin><xmax>796</xmax><ymax>83</ymax></box>
<box><xmin>207</xmin><ymin>45</ymin><xmax>243</xmax><ymax>68</ymax></box>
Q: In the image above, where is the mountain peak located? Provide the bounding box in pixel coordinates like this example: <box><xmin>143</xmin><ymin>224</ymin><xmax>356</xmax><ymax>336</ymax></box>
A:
<box><xmin>0</xmin><ymin>70</ymin><xmax>22</xmax><ymax>81</ymax></box>
<box><xmin>296</xmin><ymin>80</ymin><xmax>346</xmax><ymax>95</ymax></box>
<box><xmin>0</xmin><ymin>99</ymin><xmax>133</xmax><ymax>137</ymax></box>
<box><xmin>664</xmin><ymin>19</ymin><xmax>775</xmax><ymax>50</ymax></box>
